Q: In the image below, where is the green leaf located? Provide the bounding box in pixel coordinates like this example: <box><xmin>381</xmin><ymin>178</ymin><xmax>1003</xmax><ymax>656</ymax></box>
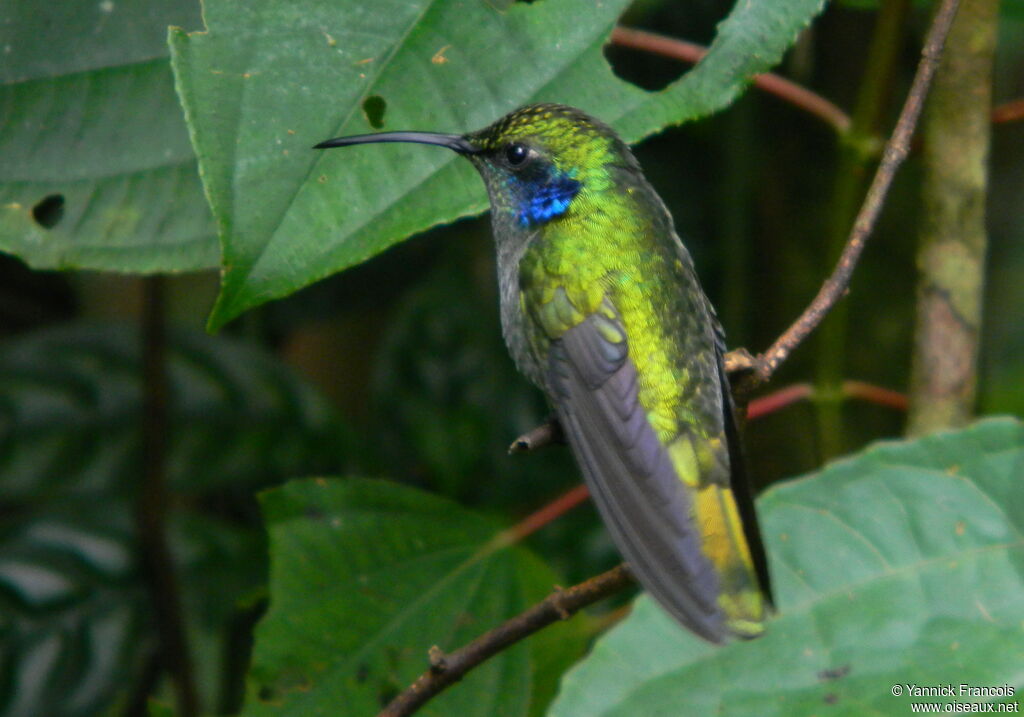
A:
<box><xmin>244</xmin><ymin>477</ymin><xmax>589</xmax><ymax>716</ymax></box>
<box><xmin>168</xmin><ymin>0</ymin><xmax>827</xmax><ymax>327</ymax></box>
<box><xmin>0</xmin><ymin>0</ymin><xmax>218</xmax><ymax>272</ymax></box>
<box><xmin>548</xmin><ymin>418</ymin><xmax>1024</xmax><ymax>716</ymax></box>
<box><xmin>0</xmin><ymin>324</ymin><xmax>349</xmax><ymax>499</ymax></box>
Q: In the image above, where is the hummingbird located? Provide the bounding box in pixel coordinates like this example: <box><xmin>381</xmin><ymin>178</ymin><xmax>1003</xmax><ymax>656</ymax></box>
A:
<box><xmin>315</xmin><ymin>103</ymin><xmax>771</xmax><ymax>642</ymax></box>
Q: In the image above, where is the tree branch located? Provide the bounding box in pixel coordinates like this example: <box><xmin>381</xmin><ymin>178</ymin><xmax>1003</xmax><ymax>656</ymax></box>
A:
<box><xmin>741</xmin><ymin>0</ymin><xmax>962</xmax><ymax>386</ymax></box>
<box><xmin>378</xmin><ymin>565</ymin><xmax>634</xmax><ymax>717</ymax></box>
<box><xmin>610</xmin><ymin>27</ymin><xmax>852</xmax><ymax>134</ymax></box>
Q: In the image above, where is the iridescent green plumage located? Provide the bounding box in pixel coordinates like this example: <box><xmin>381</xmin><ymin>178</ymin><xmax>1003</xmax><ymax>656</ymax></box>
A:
<box><xmin>316</xmin><ymin>103</ymin><xmax>771</xmax><ymax>642</ymax></box>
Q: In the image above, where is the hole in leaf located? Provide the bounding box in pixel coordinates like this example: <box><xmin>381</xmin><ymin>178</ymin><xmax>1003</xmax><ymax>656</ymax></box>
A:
<box><xmin>604</xmin><ymin>6</ymin><xmax>723</xmax><ymax>91</ymax></box>
<box><xmin>603</xmin><ymin>41</ymin><xmax>690</xmax><ymax>92</ymax></box>
<box><xmin>362</xmin><ymin>95</ymin><xmax>387</xmax><ymax>129</ymax></box>
<box><xmin>31</xmin><ymin>194</ymin><xmax>65</xmax><ymax>228</ymax></box>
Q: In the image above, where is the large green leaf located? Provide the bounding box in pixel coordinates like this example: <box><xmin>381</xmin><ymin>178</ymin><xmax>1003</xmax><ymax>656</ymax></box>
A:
<box><xmin>0</xmin><ymin>324</ymin><xmax>349</xmax><ymax>498</ymax></box>
<box><xmin>244</xmin><ymin>477</ymin><xmax>590</xmax><ymax>717</ymax></box>
<box><xmin>0</xmin><ymin>0</ymin><xmax>218</xmax><ymax>272</ymax></box>
<box><xmin>168</xmin><ymin>0</ymin><xmax>827</xmax><ymax>327</ymax></box>
<box><xmin>549</xmin><ymin>418</ymin><xmax>1024</xmax><ymax>716</ymax></box>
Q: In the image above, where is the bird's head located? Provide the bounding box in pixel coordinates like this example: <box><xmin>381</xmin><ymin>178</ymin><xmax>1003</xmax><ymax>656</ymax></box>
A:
<box><xmin>315</xmin><ymin>103</ymin><xmax>635</xmax><ymax>230</ymax></box>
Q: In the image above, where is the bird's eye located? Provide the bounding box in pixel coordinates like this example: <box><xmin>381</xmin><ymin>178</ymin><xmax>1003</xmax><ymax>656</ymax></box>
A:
<box><xmin>505</xmin><ymin>143</ymin><xmax>529</xmax><ymax>167</ymax></box>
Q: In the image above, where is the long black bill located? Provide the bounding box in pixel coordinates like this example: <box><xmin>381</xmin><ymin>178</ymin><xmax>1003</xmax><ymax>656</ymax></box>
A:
<box><xmin>313</xmin><ymin>131</ymin><xmax>478</xmax><ymax>154</ymax></box>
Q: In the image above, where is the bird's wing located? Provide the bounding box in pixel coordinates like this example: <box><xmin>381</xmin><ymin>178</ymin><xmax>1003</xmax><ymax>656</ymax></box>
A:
<box><xmin>545</xmin><ymin>301</ymin><xmax>729</xmax><ymax>641</ymax></box>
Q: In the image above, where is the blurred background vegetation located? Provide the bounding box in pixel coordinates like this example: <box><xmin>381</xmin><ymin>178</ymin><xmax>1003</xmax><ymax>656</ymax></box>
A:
<box><xmin>0</xmin><ymin>0</ymin><xmax>1021</xmax><ymax>714</ymax></box>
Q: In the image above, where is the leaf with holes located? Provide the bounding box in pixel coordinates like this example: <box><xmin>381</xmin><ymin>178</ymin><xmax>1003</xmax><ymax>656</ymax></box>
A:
<box><xmin>168</xmin><ymin>0</ymin><xmax>827</xmax><ymax>327</ymax></box>
<box><xmin>548</xmin><ymin>418</ymin><xmax>1024</xmax><ymax>717</ymax></box>
<box><xmin>243</xmin><ymin>478</ymin><xmax>591</xmax><ymax>717</ymax></box>
<box><xmin>0</xmin><ymin>324</ymin><xmax>350</xmax><ymax>498</ymax></box>
<box><xmin>0</xmin><ymin>0</ymin><xmax>218</xmax><ymax>272</ymax></box>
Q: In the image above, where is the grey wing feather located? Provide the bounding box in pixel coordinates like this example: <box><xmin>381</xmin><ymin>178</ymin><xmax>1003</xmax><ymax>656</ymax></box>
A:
<box><xmin>547</xmin><ymin>311</ymin><xmax>726</xmax><ymax>642</ymax></box>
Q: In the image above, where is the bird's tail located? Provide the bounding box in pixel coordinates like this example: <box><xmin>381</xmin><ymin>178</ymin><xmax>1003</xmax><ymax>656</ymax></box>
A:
<box><xmin>691</xmin><ymin>481</ymin><xmax>768</xmax><ymax>638</ymax></box>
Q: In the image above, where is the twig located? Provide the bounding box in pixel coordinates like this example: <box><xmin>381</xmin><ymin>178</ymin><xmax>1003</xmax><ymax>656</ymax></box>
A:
<box><xmin>992</xmin><ymin>98</ymin><xmax>1024</xmax><ymax>123</ymax></box>
<box><xmin>502</xmin><ymin>484</ymin><xmax>590</xmax><ymax>542</ymax></box>
<box><xmin>508</xmin><ymin>416</ymin><xmax>563</xmax><ymax>453</ymax></box>
<box><xmin>137</xmin><ymin>277</ymin><xmax>199</xmax><ymax>716</ymax></box>
<box><xmin>740</xmin><ymin>381</ymin><xmax>910</xmax><ymax>421</ymax></box>
<box><xmin>843</xmin><ymin>380</ymin><xmax>908</xmax><ymax>412</ymax></box>
<box><xmin>378</xmin><ymin>565</ymin><xmax>634</xmax><ymax>717</ymax></box>
<box><xmin>813</xmin><ymin>0</ymin><xmax>911</xmax><ymax>460</ymax></box>
<box><xmin>610</xmin><ymin>27</ymin><xmax>852</xmax><ymax>134</ymax></box>
<box><xmin>746</xmin><ymin>383</ymin><xmax>815</xmax><ymax>420</ymax></box>
<box><xmin>747</xmin><ymin>0</ymin><xmax>962</xmax><ymax>385</ymax></box>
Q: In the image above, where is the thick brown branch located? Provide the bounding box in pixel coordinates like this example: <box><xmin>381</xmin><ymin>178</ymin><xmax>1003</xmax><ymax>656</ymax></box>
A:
<box><xmin>378</xmin><ymin>565</ymin><xmax>634</xmax><ymax>717</ymax></box>
<box><xmin>747</xmin><ymin>0</ymin><xmax>962</xmax><ymax>385</ymax></box>
<box><xmin>610</xmin><ymin>27</ymin><xmax>852</xmax><ymax>134</ymax></box>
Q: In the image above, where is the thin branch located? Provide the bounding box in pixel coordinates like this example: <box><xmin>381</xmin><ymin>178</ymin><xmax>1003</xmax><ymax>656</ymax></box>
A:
<box><xmin>992</xmin><ymin>98</ymin><xmax>1024</xmax><ymax>123</ymax></box>
<box><xmin>137</xmin><ymin>277</ymin><xmax>199</xmax><ymax>716</ymax></box>
<box><xmin>843</xmin><ymin>380</ymin><xmax>908</xmax><ymax>412</ymax></box>
<box><xmin>745</xmin><ymin>381</ymin><xmax>908</xmax><ymax>420</ymax></box>
<box><xmin>907</xmin><ymin>0</ymin><xmax>996</xmax><ymax>434</ymax></box>
<box><xmin>610</xmin><ymin>27</ymin><xmax>852</xmax><ymax>134</ymax></box>
<box><xmin>747</xmin><ymin>0</ymin><xmax>962</xmax><ymax>385</ymax></box>
<box><xmin>378</xmin><ymin>565</ymin><xmax>634</xmax><ymax>717</ymax></box>
<box><xmin>502</xmin><ymin>484</ymin><xmax>590</xmax><ymax>543</ymax></box>
<box><xmin>746</xmin><ymin>383</ymin><xmax>814</xmax><ymax>420</ymax></box>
